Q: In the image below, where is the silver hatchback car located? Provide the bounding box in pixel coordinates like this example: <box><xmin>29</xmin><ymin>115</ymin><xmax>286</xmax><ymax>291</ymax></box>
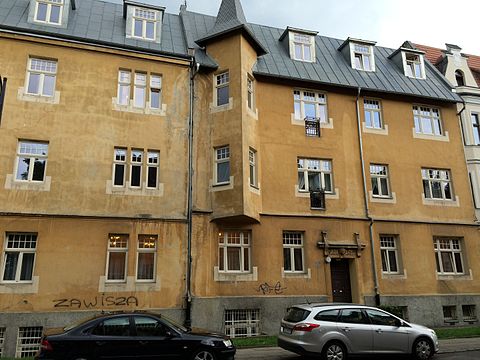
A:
<box><xmin>278</xmin><ymin>303</ymin><xmax>438</xmax><ymax>360</ymax></box>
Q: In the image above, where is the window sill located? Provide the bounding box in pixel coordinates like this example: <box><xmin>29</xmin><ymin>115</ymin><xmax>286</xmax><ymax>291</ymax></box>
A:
<box><xmin>369</xmin><ymin>191</ymin><xmax>396</xmax><ymax>204</ymax></box>
<box><xmin>112</xmin><ymin>98</ymin><xmax>167</xmax><ymax>116</ymax></box>
<box><xmin>106</xmin><ymin>181</ymin><xmax>164</xmax><ymax>197</ymax></box>
<box><xmin>18</xmin><ymin>87</ymin><xmax>60</xmax><ymax>104</ymax></box>
<box><xmin>210</xmin><ymin>98</ymin><xmax>234</xmax><ymax>113</ymax></box>
<box><xmin>210</xmin><ymin>177</ymin><xmax>234</xmax><ymax>192</ymax></box>
<box><xmin>291</xmin><ymin>114</ymin><xmax>334</xmax><ymax>129</ymax></box>
<box><xmin>412</xmin><ymin>128</ymin><xmax>450</xmax><ymax>142</ymax></box>
<box><xmin>214</xmin><ymin>266</ymin><xmax>258</xmax><ymax>282</ymax></box>
<box><xmin>422</xmin><ymin>194</ymin><xmax>460</xmax><ymax>207</ymax></box>
<box><xmin>282</xmin><ymin>268</ymin><xmax>311</xmax><ymax>279</ymax></box>
<box><xmin>362</xmin><ymin>122</ymin><xmax>388</xmax><ymax>136</ymax></box>
<box><xmin>99</xmin><ymin>276</ymin><xmax>161</xmax><ymax>292</ymax></box>
<box><xmin>381</xmin><ymin>270</ymin><xmax>407</xmax><ymax>280</ymax></box>
<box><xmin>4</xmin><ymin>175</ymin><xmax>51</xmax><ymax>192</ymax></box>
<box><xmin>0</xmin><ymin>276</ymin><xmax>39</xmax><ymax>293</ymax></box>
<box><xmin>249</xmin><ymin>184</ymin><xmax>261</xmax><ymax>195</ymax></box>
<box><xmin>436</xmin><ymin>270</ymin><xmax>472</xmax><ymax>281</ymax></box>
<box><xmin>246</xmin><ymin>103</ymin><xmax>259</xmax><ymax>120</ymax></box>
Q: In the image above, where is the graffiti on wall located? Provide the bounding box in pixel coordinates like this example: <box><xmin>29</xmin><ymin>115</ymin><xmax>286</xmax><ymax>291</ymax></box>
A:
<box><xmin>53</xmin><ymin>295</ymin><xmax>138</xmax><ymax>309</ymax></box>
<box><xmin>256</xmin><ymin>281</ymin><xmax>286</xmax><ymax>295</ymax></box>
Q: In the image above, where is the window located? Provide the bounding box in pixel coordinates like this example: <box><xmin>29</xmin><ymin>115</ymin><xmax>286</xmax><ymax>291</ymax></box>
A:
<box><xmin>113</xmin><ymin>148</ymin><xmax>127</xmax><ymax>187</ymax></box>
<box><xmin>405</xmin><ymin>53</ymin><xmax>424</xmax><ymax>79</ymax></box>
<box><xmin>249</xmin><ymin>148</ymin><xmax>257</xmax><ymax>188</ymax></box>
<box><xmin>134</xmin><ymin>316</ymin><xmax>169</xmax><ymax>337</ymax></box>
<box><xmin>434</xmin><ymin>238</ymin><xmax>464</xmax><ymax>275</ymax></box>
<box><xmin>471</xmin><ymin>113</ymin><xmax>480</xmax><ymax>145</ymax></box>
<box><xmin>215</xmin><ymin>72</ymin><xmax>229</xmax><ymax>106</ymax></box>
<box><xmin>292</xmin><ymin>33</ymin><xmax>314</xmax><ymax>62</ymax></box>
<box><xmin>134</xmin><ymin>73</ymin><xmax>147</xmax><ymax>108</ymax></box>
<box><xmin>15</xmin><ymin>141</ymin><xmax>48</xmax><ymax>182</ymax></box>
<box><xmin>106</xmin><ymin>234</ymin><xmax>128</xmax><ymax>282</ymax></box>
<box><xmin>364</xmin><ymin>100</ymin><xmax>383</xmax><ymax>129</ymax></box>
<box><xmin>132</xmin><ymin>8</ymin><xmax>157</xmax><ymax>40</ymax></box>
<box><xmin>2</xmin><ymin>233</ymin><xmax>37</xmax><ymax>282</ymax></box>
<box><xmin>247</xmin><ymin>76</ymin><xmax>254</xmax><ymax>110</ymax></box>
<box><xmin>112</xmin><ymin>148</ymin><xmax>160</xmax><ymax>190</ymax></box>
<box><xmin>93</xmin><ymin>317</ymin><xmax>130</xmax><ymax>336</ymax></box>
<box><xmin>15</xmin><ymin>327</ymin><xmax>42</xmax><ymax>358</ymax></box>
<box><xmin>26</xmin><ymin>58</ymin><xmax>57</xmax><ymax>97</ymax></box>
<box><xmin>146</xmin><ymin>151</ymin><xmax>159</xmax><ymax>189</ymax></box>
<box><xmin>380</xmin><ymin>235</ymin><xmax>399</xmax><ymax>274</ymax></box>
<box><xmin>117</xmin><ymin>70</ymin><xmax>162</xmax><ymax>109</ymax></box>
<box><xmin>150</xmin><ymin>75</ymin><xmax>162</xmax><ymax>109</ymax></box>
<box><xmin>455</xmin><ymin>70</ymin><xmax>465</xmax><ymax>87</ymax></box>
<box><xmin>365</xmin><ymin>309</ymin><xmax>399</xmax><ymax>326</ymax></box>
<box><xmin>462</xmin><ymin>305</ymin><xmax>477</xmax><ymax>322</ymax></box>
<box><xmin>0</xmin><ymin>327</ymin><xmax>4</xmax><ymax>357</ymax></box>
<box><xmin>224</xmin><ymin>309</ymin><xmax>259</xmax><ymax>338</ymax></box>
<box><xmin>283</xmin><ymin>232</ymin><xmax>304</xmax><ymax>273</ymax></box>
<box><xmin>338</xmin><ymin>309</ymin><xmax>369</xmax><ymax>324</ymax></box>
<box><xmin>34</xmin><ymin>0</ymin><xmax>63</xmax><ymax>25</ymax></box>
<box><xmin>136</xmin><ymin>235</ymin><xmax>157</xmax><ymax>281</ymax></box>
<box><xmin>370</xmin><ymin>164</ymin><xmax>391</xmax><ymax>198</ymax></box>
<box><xmin>130</xmin><ymin>149</ymin><xmax>143</xmax><ymax>188</ymax></box>
<box><xmin>117</xmin><ymin>70</ymin><xmax>131</xmax><ymax>106</ymax></box>
<box><xmin>443</xmin><ymin>306</ymin><xmax>458</xmax><ymax>322</ymax></box>
<box><xmin>218</xmin><ymin>231</ymin><xmax>250</xmax><ymax>273</ymax></box>
<box><xmin>293</xmin><ymin>90</ymin><xmax>327</xmax><ymax>123</ymax></box>
<box><xmin>297</xmin><ymin>158</ymin><xmax>333</xmax><ymax>193</ymax></box>
<box><xmin>314</xmin><ymin>309</ymin><xmax>339</xmax><ymax>322</ymax></box>
<box><xmin>353</xmin><ymin>44</ymin><xmax>373</xmax><ymax>71</ymax></box>
<box><xmin>413</xmin><ymin>106</ymin><xmax>443</xmax><ymax>136</ymax></box>
<box><xmin>422</xmin><ymin>168</ymin><xmax>453</xmax><ymax>200</ymax></box>
<box><xmin>214</xmin><ymin>146</ymin><xmax>230</xmax><ymax>185</ymax></box>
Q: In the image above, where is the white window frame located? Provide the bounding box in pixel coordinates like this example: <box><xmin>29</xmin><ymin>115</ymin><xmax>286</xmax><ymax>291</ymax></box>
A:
<box><xmin>133</xmin><ymin>72</ymin><xmax>147</xmax><ymax>108</ymax></box>
<box><xmin>291</xmin><ymin>32</ymin><xmax>315</xmax><ymax>62</ymax></box>
<box><xmin>117</xmin><ymin>70</ymin><xmax>131</xmax><ymax>106</ymax></box>
<box><xmin>146</xmin><ymin>150</ymin><xmax>160</xmax><ymax>189</ymax></box>
<box><xmin>15</xmin><ymin>141</ymin><xmax>49</xmax><ymax>183</ymax></box>
<box><xmin>224</xmin><ymin>309</ymin><xmax>260</xmax><ymax>338</ymax></box>
<box><xmin>112</xmin><ymin>147</ymin><xmax>127</xmax><ymax>187</ymax></box>
<box><xmin>2</xmin><ymin>233</ymin><xmax>37</xmax><ymax>283</ymax></box>
<box><xmin>380</xmin><ymin>235</ymin><xmax>399</xmax><ymax>274</ymax></box>
<box><xmin>370</xmin><ymin>164</ymin><xmax>391</xmax><ymax>198</ymax></box>
<box><xmin>471</xmin><ymin>113</ymin><xmax>480</xmax><ymax>145</ymax></box>
<box><xmin>129</xmin><ymin>149</ymin><xmax>143</xmax><ymax>188</ymax></box>
<box><xmin>25</xmin><ymin>58</ymin><xmax>57</xmax><ymax>97</ymax></box>
<box><xmin>136</xmin><ymin>235</ymin><xmax>157</xmax><ymax>282</ymax></box>
<box><xmin>434</xmin><ymin>238</ymin><xmax>464</xmax><ymax>275</ymax></box>
<box><xmin>282</xmin><ymin>232</ymin><xmax>304</xmax><ymax>273</ymax></box>
<box><xmin>34</xmin><ymin>0</ymin><xmax>63</xmax><ymax>25</ymax></box>
<box><xmin>413</xmin><ymin>105</ymin><xmax>443</xmax><ymax>136</ymax></box>
<box><xmin>247</xmin><ymin>75</ymin><xmax>254</xmax><ymax>110</ymax></box>
<box><xmin>106</xmin><ymin>234</ymin><xmax>128</xmax><ymax>282</ymax></box>
<box><xmin>364</xmin><ymin>99</ymin><xmax>383</xmax><ymax>129</ymax></box>
<box><xmin>297</xmin><ymin>158</ymin><xmax>333</xmax><ymax>193</ymax></box>
<box><xmin>249</xmin><ymin>148</ymin><xmax>257</xmax><ymax>188</ymax></box>
<box><xmin>214</xmin><ymin>146</ymin><xmax>230</xmax><ymax>185</ymax></box>
<box><xmin>218</xmin><ymin>231</ymin><xmax>251</xmax><ymax>273</ymax></box>
<box><xmin>149</xmin><ymin>74</ymin><xmax>162</xmax><ymax>109</ymax></box>
<box><xmin>15</xmin><ymin>327</ymin><xmax>43</xmax><ymax>358</ymax></box>
<box><xmin>215</xmin><ymin>72</ymin><xmax>230</xmax><ymax>107</ymax></box>
<box><xmin>351</xmin><ymin>43</ymin><xmax>375</xmax><ymax>71</ymax></box>
<box><xmin>422</xmin><ymin>168</ymin><xmax>454</xmax><ymax>200</ymax></box>
<box><xmin>403</xmin><ymin>52</ymin><xmax>425</xmax><ymax>79</ymax></box>
<box><xmin>132</xmin><ymin>7</ymin><xmax>157</xmax><ymax>41</ymax></box>
<box><xmin>293</xmin><ymin>90</ymin><xmax>328</xmax><ymax>123</ymax></box>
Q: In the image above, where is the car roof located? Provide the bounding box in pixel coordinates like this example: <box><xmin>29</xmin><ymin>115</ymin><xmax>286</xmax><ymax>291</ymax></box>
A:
<box><xmin>292</xmin><ymin>303</ymin><xmax>377</xmax><ymax>311</ymax></box>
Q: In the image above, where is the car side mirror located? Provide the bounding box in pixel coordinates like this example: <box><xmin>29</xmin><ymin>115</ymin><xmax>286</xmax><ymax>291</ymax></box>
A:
<box><xmin>394</xmin><ymin>319</ymin><xmax>402</xmax><ymax>327</ymax></box>
<box><xmin>165</xmin><ymin>330</ymin><xmax>176</xmax><ymax>338</ymax></box>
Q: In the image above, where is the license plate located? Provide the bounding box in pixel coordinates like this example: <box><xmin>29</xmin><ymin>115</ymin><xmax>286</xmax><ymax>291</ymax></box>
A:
<box><xmin>282</xmin><ymin>326</ymin><xmax>292</xmax><ymax>334</ymax></box>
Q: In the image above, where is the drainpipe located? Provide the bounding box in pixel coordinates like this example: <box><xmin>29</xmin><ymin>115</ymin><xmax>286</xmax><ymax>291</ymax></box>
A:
<box><xmin>185</xmin><ymin>60</ymin><xmax>199</xmax><ymax>328</ymax></box>
<box><xmin>355</xmin><ymin>87</ymin><xmax>380</xmax><ymax>306</ymax></box>
<box><xmin>0</xmin><ymin>76</ymin><xmax>6</xmax><ymax>125</ymax></box>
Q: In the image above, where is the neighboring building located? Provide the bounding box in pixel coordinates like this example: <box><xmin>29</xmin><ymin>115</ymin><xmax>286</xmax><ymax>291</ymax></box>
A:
<box><xmin>415</xmin><ymin>43</ymin><xmax>480</xmax><ymax>222</ymax></box>
<box><xmin>0</xmin><ymin>0</ymin><xmax>478</xmax><ymax>356</ymax></box>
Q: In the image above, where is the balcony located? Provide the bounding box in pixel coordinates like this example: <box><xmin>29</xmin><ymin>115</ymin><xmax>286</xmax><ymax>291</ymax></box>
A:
<box><xmin>310</xmin><ymin>189</ymin><xmax>326</xmax><ymax>209</ymax></box>
<box><xmin>305</xmin><ymin>117</ymin><xmax>321</xmax><ymax>137</ymax></box>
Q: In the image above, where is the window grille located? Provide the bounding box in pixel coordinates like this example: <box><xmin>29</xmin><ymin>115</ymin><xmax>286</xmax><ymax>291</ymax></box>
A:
<box><xmin>462</xmin><ymin>305</ymin><xmax>477</xmax><ymax>322</ymax></box>
<box><xmin>224</xmin><ymin>309</ymin><xmax>260</xmax><ymax>338</ymax></box>
<box><xmin>310</xmin><ymin>189</ymin><xmax>326</xmax><ymax>209</ymax></box>
<box><xmin>0</xmin><ymin>327</ymin><xmax>5</xmax><ymax>357</ymax></box>
<box><xmin>16</xmin><ymin>327</ymin><xmax>43</xmax><ymax>358</ymax></box>
<box><xmin>443</xmin><ymin>306</ymin><xmax>458</xmax><ymax>323</ymax></box>
<box><xmin>305</xmin><ymin>117</ymin><xmax>320</xmax><ymax>137</ymax></box>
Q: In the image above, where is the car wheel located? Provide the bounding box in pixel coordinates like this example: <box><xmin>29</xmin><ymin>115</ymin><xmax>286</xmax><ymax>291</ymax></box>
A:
<box><xmin>322</xmin><ymin>341</ymin><xmax>347</xmax><ymax>360</ymax></box>
<box><xmin>412</xmin><ymin>338</ymin><xmax>434</xmax><ymax>360</ymax></box>
<box><xmin>192</xmin><ymin>349</ymin><xmax>216</xmax><ymax>360</ymax></box>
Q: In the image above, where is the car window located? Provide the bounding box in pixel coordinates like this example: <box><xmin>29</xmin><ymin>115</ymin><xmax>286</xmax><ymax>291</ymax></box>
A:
<box><xmin>366</xmin><ymin>309</ymin><xmax>399</xmax><ymax>326</ymax></box>
<box><xmin>314</xmin><ymin>309</ymin><xmax>339</xmax><ymax>322</ymax></box>
<box><xmin>284</xmin><ymin>307</ymin><xmax>311</xmax><ymax>322</ymax></box>
<box><xmin>134</xmin><ymin>316</ymin><xmax>169</xmax><ymax>337</ymax></box>
<box><xmin>92</xmin><ymin>316</ymin><xmax>130</xmax><ymax>336</ymax></box>
<box><xmin>338</xmin><ymin>309</ymin><xmax>369</xmax><ymax>324</ymax></box>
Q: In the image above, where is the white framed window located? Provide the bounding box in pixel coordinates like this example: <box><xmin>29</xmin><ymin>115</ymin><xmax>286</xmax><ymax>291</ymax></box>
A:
<box><xmin>422</xmin><ymin>168</ymin><xmax>453</xmax><ymax>200</ymax></box>
<box><xmin>117</xmin><ymin>70</ymin><xmax>131</xmax><ymax>106</ymax></box>
<box><xmin>134</xmin><ymin>73</ymin><xmax>147</xmax><ymax>108</ymax></box>
<box><xmin>218</xmin><ymin>231</ymin><xmax>251</xmax><ymax>273</ymax></box>
<box><xmin>15</xmin><ymin>327</ymin><xmax>42</xmax><ymax>358</ymax></box>
<box><xmin>434</xmin><ymin>238</ymin><xmax>464</xmax><ymax>275</ymax></box>
<box><xmin>15</xmin><ymin>141</ymin><xmax>48</xmax><ymax>183</ymax></box>
<box><xmin>106</xmin><ymin>234</ymin><xmax>128</xmax><ymax>282</ymax></box>
<box><xmin>132</xmin><ymin>7</ymin><xmax>157</xmax><ymax>41</ymax></box>
<box><xmin>283</xmin><ymin>232</ymin><xmax>304</xmax><ymax>273</ymax></box>
<box><xmin>215</xmin><ymin>72</ymin><xmax>229</xmax><ymax>106</ymax></box>
<box><xmin>364</xmin><ymin>99</ymin><xmax>383</xmax><ymax>129</ymax></box>
<box><xmin>352</xmin><ymin>43</ymin><xmax>374</xmax><ymax>71</ymax></box>
<box><xmin>214</xmin><ymin>146</ymin><xmax>230</xmax><ymax>185</ymax></box>
<box><xmin>113</xmin><ymin>147</ymin><xmax>127</xmax><ymax>187</ymax></box>
<box><xmin>471</xmin><ymin>113</ymin><xmax>480</xmax><ymax>145</ymax></box>
<box><xmin>294</xmin><ymin>90</ymin><xmax>327</xmax><ymax>123</ymax></box>
<box><xmin>136</xmin><ymin>235</ymin><xmax>157</xmax><ymax>281</ymax></box>
<box><xmin>34</xmin><ymin>0</ymin><xmax>63</xmax><ymax>25</ymax></box>
<box><xmin>380</xmin><ymin>235</ymin><xmax>399</xmax><ymax>274</ymax></box>
<box><xmin>413</xmin><ymin>106</ymin><xmax>443</xmax><ymax>136</ymax></box>
<box><xmin>297</xmin><ymin>158</ymin><xmax>333</xmax><ymax>193</ymax></box>
<box><xmin>146</xmin><ymin>150</ymin><xmax>160</xmax><ymax>189</ymax></box>
<box><xmin>2</xmin><ymin>233</ymin><xmax>37</xmax><ymax>283</ymax></box>
<box><xmin>150</xmin><ymin>75</ymin><xmax>162</xmax><ymax>109</ymax></box>
<box><xmin>370</xmin><ymin>164</ymin><xmax>391</xmax><ymax>198</ymax></box>
<box><xmin>247</xmin><ymin>76</ymin><xmax>254</xmax><ymax>110</ymax></box>
<box><xmin>249</xmin><ymin>148</ymin><xmax>257</xmax><ymax>188</ymax></box>
<box><xmin>130</xmin><ymin>149</ymin><xmax>143</xmax><ymax>188</ymax></box>
<box><xmin>26</xmin><ymin>58</ymin><xmax>57</xmax><ymax>97</ymax></box>
<box><xmin>291</xmin><ymin>33</ymin><xmax>314</xmax><ymax>62</ymax></box>
<box><xmin>224</xmin><ymin>309</ymin><xmax>260</xmax><ymax>338</ymax></box>
<box><xmin>404</xmin><ymin>53</ymin><xmax>425</xmax><ymax>79</ymax></box>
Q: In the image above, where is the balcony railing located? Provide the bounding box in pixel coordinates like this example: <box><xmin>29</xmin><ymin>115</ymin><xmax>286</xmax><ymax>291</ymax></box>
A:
<box><xmin>0</xmin><ymin>76</ymin><xmax>6</xmax><ymax>125</ymax></box>
<box><xmin>310</xmin><ymin>189</ymin><xmax>326</xmax><ymax>210</ymax></box>
<box><xmin>305</xmin><ymin>117</ymin><xmax>321</xmax><ymax>137</ymax></box>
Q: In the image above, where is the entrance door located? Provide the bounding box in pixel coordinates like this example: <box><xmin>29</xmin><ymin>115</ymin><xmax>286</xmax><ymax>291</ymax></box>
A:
<box><xmin>331</xmin><ymin>259</ymin><xmax>352</xmax><ymax>302</ymax></box>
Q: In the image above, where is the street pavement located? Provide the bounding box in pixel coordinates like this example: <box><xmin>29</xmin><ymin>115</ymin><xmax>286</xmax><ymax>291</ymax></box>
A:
<box><xmin>235</xmin><ymin>337</ymin><xmax>480</xmax><ymax>359</ymax></box>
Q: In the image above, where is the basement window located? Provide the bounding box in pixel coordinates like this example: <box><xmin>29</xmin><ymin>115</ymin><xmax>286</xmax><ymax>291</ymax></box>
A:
<box><xmin>15</xmin><ymin>327</ymin><xmax>43</xmax><ymax>358</ymax></box>
<box><xmin>443</xmin><ymin>306</ymin><xmax>458</xmax><ymax>324</ymax></box>
<box><xmin>224</xmin><ymin>309</ymin><xmax>260</xmax><ymax>338</ymax></box>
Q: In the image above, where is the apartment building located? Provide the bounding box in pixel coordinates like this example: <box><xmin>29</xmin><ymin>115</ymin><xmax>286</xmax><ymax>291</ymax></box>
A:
<box><xmin>0</xmin><ymin>0</ymin><xmax>478</xmax><ymax>356</ymax></box>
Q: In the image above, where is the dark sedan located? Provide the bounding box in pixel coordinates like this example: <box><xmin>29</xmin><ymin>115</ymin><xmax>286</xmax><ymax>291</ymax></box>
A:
<box><xmin>35</xmin><ymin>311</ymin><xmax>236</xmax><ymax>360</ymax></box>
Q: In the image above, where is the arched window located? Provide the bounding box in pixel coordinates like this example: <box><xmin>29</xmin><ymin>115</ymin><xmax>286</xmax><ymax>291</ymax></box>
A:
<box><xmin>455</xmin><ymin>70</ymin><xmax>465</xmax><ymax>87</ymax></box>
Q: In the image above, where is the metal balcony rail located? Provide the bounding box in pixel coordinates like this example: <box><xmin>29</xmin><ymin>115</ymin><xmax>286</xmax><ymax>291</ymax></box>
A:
<box><xmin>0</xmin><ymin>76</ymin><xmax>6</xmax><ymax>125</ymax></box>
<box><xmin>310</xmin><ymin>189</ymin><xmax>326</xmax><ymax>209</ymax></box>
<box><xmin>304</xmin><ymin>117</ymin><xmax>321</xmax><ymax>137</ymax></box>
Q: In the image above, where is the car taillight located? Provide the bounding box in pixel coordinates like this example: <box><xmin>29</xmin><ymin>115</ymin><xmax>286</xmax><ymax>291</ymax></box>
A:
<box><xmin>293</xmin><ymin>323</ymin><xmax>320</xmax><ymax>332</ymax></box>
<box><xmin>41</xmin><ymin>339</ymin><xmax>53</xmax><ymax>351</ymax></box>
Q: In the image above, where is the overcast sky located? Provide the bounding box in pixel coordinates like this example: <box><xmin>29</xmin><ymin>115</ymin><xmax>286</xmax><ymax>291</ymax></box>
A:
<box><xmin>109</xmin><ymin>0</ymin><xmax>479</xmax><ymax>54</ymax></box>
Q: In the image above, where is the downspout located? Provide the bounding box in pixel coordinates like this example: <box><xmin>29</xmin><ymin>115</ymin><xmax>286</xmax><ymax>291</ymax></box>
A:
<box><xmin>355</xmin><ymin>87</ymin><xmax>380</xmax><ymax>305</ymax></box>
<box><xmin>0</xmin><ymin>76</ymin><xmax>6</xmax><ymax>125</ymax></box>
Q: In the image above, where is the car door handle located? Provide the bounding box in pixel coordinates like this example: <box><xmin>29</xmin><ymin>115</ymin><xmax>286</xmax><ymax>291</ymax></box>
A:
<box><xmin>139</xmin><ymin>340</ymin><xmax>149</xmax><ymax>346</ymax></box>
<box><xmin>96</xmin><ymin>341</ymin><xmax>106</xmax><ymax>346</ymax></box>
<box><xmin>375</xmin><ymin>329</ymin><xmax>383</xmax><ymax>333</ymax></box>
<box><xmin>341</xmin><ymin>327</ymin><xmax>351</xmax><ymax>332</ymax></box>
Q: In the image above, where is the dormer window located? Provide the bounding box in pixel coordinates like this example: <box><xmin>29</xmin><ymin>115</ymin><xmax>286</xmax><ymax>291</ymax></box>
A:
<box><xmin>124</xmin><ymin>1</ymin><xmax>164</xmax><ymax>44</ymax></box>
<box><xmin>403</xmin><ymin>52</ymin><xmax>425</xmax><ymax>79</ymax></box>
<box><xmin>353</xmin><ymin>44</ymin><xmax>374</xmax><ymax>71</ymax></box>
<box><xmin>133</xmin><ymin>8</ymin><xmax>157</xmax><ymax>41</ymax></box>
<box><xmin>455</xmin><ymin>70</ymin><xmax>465</xmax><ymax>87</ymax></box>
<box><xmin>292</xmin><ymin>33</ymin><xmax>314</xmax><ymax>62</ymax></box>
<box><xmin>34</xmin><ymin>0</ymin><xmax>63</xmax><ymax>25</ymax></box>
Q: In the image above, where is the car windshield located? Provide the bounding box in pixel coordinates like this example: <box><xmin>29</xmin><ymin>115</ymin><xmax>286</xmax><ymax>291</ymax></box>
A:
<box><xmin>284</xmin><ymin>307</ymin><xmax>311</xmax><ymax>323</ymax></box>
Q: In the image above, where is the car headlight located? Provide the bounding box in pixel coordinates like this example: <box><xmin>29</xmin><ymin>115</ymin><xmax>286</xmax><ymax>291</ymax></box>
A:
<box><xmin>223</xmin><ymin>339</ymin><xmax>232</xmax><ymax>347</ymax></box>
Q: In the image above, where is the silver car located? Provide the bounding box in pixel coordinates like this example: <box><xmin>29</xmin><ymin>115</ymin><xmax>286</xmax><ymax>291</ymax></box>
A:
<box><xmin>278</xmin><ymin>303</ymin><xmax>438</xmax><ymax>360</ymax></box>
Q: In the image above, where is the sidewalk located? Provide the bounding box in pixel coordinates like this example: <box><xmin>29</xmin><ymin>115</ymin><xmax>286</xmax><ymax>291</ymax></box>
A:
<box><xmin>235</xmin><ymin>337</ymin><xmax>480</xmax><ymax>359</ymax></box>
